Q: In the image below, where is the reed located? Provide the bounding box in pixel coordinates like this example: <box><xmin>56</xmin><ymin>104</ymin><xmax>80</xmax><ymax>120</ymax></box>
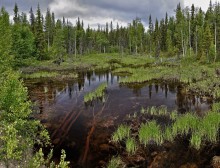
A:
<box><xmin>138</xmin><ymin>121</ymin><xmax>163</xmax><ymax>146</ymax></box>
<box><xmin>126</xmin><ymin>138</ymin><xmax>137</xmax><ymax>155</ymax></box>
<box><xmin>112</xmin><ymin>124</ymin><xmax>131</xmax><ymax>142</ymax></box>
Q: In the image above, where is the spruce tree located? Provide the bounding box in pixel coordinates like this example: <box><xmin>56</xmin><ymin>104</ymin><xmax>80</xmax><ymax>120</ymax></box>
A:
<box><xmin>13</xmin><ymin>3</ymin><xmax>19</xmax><ymax>24</ymax></box>
<box><xmin>35</xmin><ymin>4</ymin><xmax>46</xmax><ymax>60</ymax></box>
<box><xmin>29</xmin><ymin>7</ymin><xmax>35</xmax><ymax>33</ymax></box>
<box><xmin>45</xmin><ymin>8</ymin><xmax>53</xmax><ymax>51</ymax></box>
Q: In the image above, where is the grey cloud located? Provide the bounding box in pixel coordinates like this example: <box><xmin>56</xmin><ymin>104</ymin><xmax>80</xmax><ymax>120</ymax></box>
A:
<box><xmin>1</xmin><ymin>0</ymin><xmax>184</xmax><ymax>26</ymax></box>
<box><xmin>49</xmin><ymin>0</ymin><xmax>184</xmax><ymax>25</ymax></box>
<box><xmin>1</xmin><ymin>0</ymin><xmax>52</xmax><ymax>15</ymax></box>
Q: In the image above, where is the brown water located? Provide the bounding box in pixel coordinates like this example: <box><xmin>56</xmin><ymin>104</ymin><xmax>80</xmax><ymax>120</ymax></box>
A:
<box><xmin>24</xmin><ymin>71</ymin><xmax>211</xmax><ymax>167</ymax></box>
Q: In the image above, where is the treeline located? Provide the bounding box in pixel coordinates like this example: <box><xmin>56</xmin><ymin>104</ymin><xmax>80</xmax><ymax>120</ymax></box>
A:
<box><xmin>4</xmin><ymin>1</ymin><xmax>220</xmax><ymax>63</ymax></box>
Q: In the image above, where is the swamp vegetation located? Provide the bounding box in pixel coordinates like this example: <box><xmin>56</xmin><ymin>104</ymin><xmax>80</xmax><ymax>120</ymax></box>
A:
<box><xmin>22</xmin><ymin>54</ymin><xmax>220</xmax><ymax>167</ymax></box>
<box><xmin>1</xmin><ymin>1</ymin><xmax>220</xmax><ymax>168</ymax></box>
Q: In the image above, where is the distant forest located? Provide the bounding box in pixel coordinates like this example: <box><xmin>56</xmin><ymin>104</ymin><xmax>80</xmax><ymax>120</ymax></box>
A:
<box><xmin>1</xmin><ymin>1</ymin><xmax>220</xmax><ymax>63</ymax></box>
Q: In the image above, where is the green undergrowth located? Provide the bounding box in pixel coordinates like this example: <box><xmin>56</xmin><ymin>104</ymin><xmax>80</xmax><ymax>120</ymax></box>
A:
<box><xmin>84</xmin><ymin>83</ymin><xmax>108</xmax><ymax>103</ymax></box>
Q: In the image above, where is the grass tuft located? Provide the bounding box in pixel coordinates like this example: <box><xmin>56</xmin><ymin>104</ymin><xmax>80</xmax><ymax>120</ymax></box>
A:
<box><xmin>112</xmin><ymin>125</ymin><xmax>131</xmax><ymax>142</ymax></box>
<box><xmin>139</xmin><ymin>121</ymin><xmax>163</xmax><ymax>146</ymax></box>
<box><xmin>126</xmin><ymin>138</ymin><xmax>137</xmax><ymax>155</ymax></box>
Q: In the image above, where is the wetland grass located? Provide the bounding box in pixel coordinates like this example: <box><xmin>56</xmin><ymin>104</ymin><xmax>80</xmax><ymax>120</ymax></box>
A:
<box><xmin>113</xmin><ymin>107</ymin><xmax>220</xmax><ymax>152</ymax></box>
<box><xmin>119</xmin><ymin>56</ymin><xmax>155</xmax><ymax>67</ymax></box>
<box><xmin>126</xmin><ymin>138</ymin><xmax>137</xmax><ymax>155</ymax></box>
<box><xmin>172</xmin><ymin>113</ymin><xmax>199</xmax><ymax>136</ymax></box>
<box><xmin>112</xmin><ymin>125</ymin><xmax>131</xmax><ymax>142</ymax></box>
<box><xmin>22</xmin><ymin>71</ymin><xmax>78</xmax><ymax>79</ymax></box>
<box><xmin>141</xmin><ymin>106</ymin><xmax>177</xmax><ymax>120</ymax></box>
<box><xmin>118</xmin><ymin>67</ymin><xmax>161</xmax><ymax>84</ymax></box>
<box><xmin>112</xmin><ymin>67</ymin><xmax>134</xmax><ymax>75</ymax></box>
<box><xmin>84</xmin><ymin>83</ymin><xmax>107</xmax><ymax>103</ymax></box>
<box><xmin>138</xmin><ymin>121</ymin><xmax>163</xmax><ymax>146</ymax></box>
<box><xmin>200</xmin><ymin>112</ymin><xmax>220</xmax><ymax>143</ymax></box>
<box><xmin>190</xmin><ymin>133</ymin><xmax>202</xmax><ymax>150</ymax></box>
<box><xmin>170</xmin><ymin>110</ymin><xmax>178</xmax><ymax>120</ymax></box>
<box><xmin>164</xmin><ymin>127</ymin><xmax>174</xmax><ymax>142</ymax></box>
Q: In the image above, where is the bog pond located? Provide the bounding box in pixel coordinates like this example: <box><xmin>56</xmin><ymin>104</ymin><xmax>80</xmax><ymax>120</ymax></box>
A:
<box><xmin>24</xmin><ymin>70</ymin><xmax>211</xmax><ymax>167</ymax></box>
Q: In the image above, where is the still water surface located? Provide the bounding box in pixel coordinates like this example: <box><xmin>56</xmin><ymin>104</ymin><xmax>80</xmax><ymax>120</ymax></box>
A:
<box><xmin>25</xmin><ymin>71</ymin><xmax>211</xmax><ymax>167</ymax></box>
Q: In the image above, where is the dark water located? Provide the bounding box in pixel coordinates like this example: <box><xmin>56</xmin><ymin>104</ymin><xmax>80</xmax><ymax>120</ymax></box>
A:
<box><xmin>24</xmin><ymin>71</ymin><xmax>211</xmax><ymax>167</ymax></box>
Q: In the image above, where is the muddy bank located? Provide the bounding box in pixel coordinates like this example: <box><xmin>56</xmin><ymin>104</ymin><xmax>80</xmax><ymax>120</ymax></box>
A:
<box><xmin>104</xmin><ymin>112</ymin><xmax>220</xmax><ymax>168</ymax></box>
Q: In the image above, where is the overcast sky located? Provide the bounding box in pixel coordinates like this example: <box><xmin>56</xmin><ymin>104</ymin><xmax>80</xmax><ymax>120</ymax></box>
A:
<box><xmin>0</xmin><ymin>0</ymin><xmax>219</xmax><ymax>28</ymax></box>
<box><xmin>185</xmin><ymin>0</ymin><xmax>218</xmax><ymax>11</ymax></box>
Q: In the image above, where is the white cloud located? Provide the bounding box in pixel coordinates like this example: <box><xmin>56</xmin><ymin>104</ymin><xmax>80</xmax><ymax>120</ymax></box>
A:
<box><xmin>49</xmin><ymin>0</ymin><xmax>87</xmax><ymax>16</ymax></box>
<box><xmin>184</xmin><ymin>0</ymin><xmax>220</xmax><ymax>11</ymax></box>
